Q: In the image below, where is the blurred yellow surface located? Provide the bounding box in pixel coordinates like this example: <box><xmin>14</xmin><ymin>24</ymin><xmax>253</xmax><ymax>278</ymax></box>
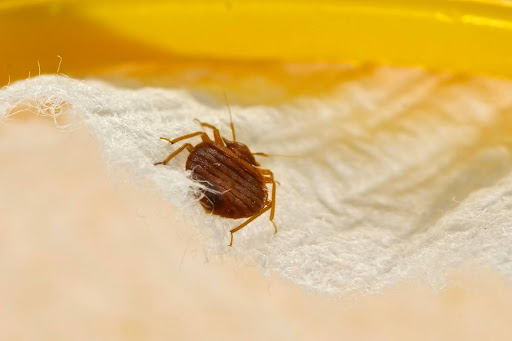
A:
<box><xmin>79</xmin><ymin>0</ymin><xmax>512</xmax><ymax>75</ymax></box>
<box><xmin>2</xmin><ymin>0</ymin><xmax>512</xmax><ymax>88</ymax></box>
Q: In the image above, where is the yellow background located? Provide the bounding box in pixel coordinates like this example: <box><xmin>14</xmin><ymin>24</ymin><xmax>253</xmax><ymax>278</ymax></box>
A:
<box><xmin>2</xmin><ymin>0</ymin><xmax>512</xmax><ymax>89</ymax></box>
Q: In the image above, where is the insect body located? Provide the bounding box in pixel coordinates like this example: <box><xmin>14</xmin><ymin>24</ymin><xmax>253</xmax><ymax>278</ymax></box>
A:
<box><xmin>154</xmin><ymin>100</ymin><xmax>277</xmax><ymax>246</ymax></box>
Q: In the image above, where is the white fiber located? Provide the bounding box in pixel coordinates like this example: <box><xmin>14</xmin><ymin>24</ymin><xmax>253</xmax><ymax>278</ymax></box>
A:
<box><xmin>2</xmin><ymin>68</ymin><xmax>512</xmax><ymax>295</ymax></box>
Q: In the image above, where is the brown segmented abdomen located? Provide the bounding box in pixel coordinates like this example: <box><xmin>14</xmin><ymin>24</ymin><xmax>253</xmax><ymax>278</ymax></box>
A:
<box><xmin>186</xmin><ymin>142</ymin><xmax>268</xmax><ymax>219</ymax></box>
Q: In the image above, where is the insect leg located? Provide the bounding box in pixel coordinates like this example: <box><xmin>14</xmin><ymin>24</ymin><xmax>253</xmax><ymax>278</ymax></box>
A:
<box><xmin>229</xmin><ymin>205</ymin><xmax>272</xmax><ymax>247</ymax></box>
<box><xmin>253</xmin><ymin>152</ymin><xmax>299</xmax><ymax>158</ymax></box>
<box><xmin>261</xmin><ymin>170</ymin><xmax>277</xmax><ymax>234</ymax></box>
<box><xmin>154</xmin><ymin>143</ymin><xmax>194</xmax><ymax>166</ymax></box>
<box><xmin>193</xmin><ymin>119</ymin><xmax>224</xmax><ymax>145</ymax></box>
<box><xmin>260</xmin><ymin>168</ymin><xmax>281</xmax><ymax>185</ymax></box>
<box><xmin>166</xmin><ymin>131</ymin><xmax>211</xmax><ymax>144</ymax></box>
<box><xmin>259</xmin><ymin>169</ymin><xmax>272</xmax><ymax>175</ymax></box>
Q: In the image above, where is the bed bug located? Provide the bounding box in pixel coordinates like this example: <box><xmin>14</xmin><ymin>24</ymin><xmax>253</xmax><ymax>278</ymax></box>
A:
<box><xmin>154</xmin><ymin>95</ymin><xmax>277</xmax><ymax>246</ymax></box>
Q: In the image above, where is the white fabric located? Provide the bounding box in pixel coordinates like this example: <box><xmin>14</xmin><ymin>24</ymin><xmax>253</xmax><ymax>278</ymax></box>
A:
<box><xmin>2</xmin><ymin>68</ymin><xmax>512</xmax><ymax>295</ymax></box>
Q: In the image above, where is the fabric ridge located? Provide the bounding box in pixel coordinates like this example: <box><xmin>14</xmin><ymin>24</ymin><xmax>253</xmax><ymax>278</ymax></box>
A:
<box><xmin>1</xmin><ymin>68</ymin><xmax>512</xmax><ymax>294</ymax></box>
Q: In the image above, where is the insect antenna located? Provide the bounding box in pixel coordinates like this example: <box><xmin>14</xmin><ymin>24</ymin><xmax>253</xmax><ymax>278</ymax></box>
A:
<box><xmin>224</xmin><ymin>91</ymin><xmax>236</xmax><ymax>141</ymax></box>
<box><xmin>253</xmin><ymin>152</ymin><xmax>300</xmax><ymax>158</ymax></box>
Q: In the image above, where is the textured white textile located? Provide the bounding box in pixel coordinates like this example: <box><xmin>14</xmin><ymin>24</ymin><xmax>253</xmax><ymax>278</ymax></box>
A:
<box><xmin>2</xmin><ymin>68</ymin><xmax>512</xmax><ymax>294</ymax></box>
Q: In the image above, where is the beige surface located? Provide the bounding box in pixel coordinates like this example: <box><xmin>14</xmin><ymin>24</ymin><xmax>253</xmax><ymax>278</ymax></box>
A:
<box><xmin>1</xmin><ymin>118</ymin><xmax>512</xmax><ymax>340</ymax></box>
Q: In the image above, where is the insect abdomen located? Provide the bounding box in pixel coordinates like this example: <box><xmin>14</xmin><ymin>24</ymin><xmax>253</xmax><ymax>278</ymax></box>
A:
<box><xmin>186</xmin><ymin>142</ymin><xmax>267</xmax><ymax>219</ymax></box>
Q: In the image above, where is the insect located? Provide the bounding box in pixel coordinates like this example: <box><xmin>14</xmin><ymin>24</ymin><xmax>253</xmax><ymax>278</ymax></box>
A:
<box><xmin>154</xmin><ymin>96</ymin><xmax>277</xmax><ymax>246</ymax></box>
